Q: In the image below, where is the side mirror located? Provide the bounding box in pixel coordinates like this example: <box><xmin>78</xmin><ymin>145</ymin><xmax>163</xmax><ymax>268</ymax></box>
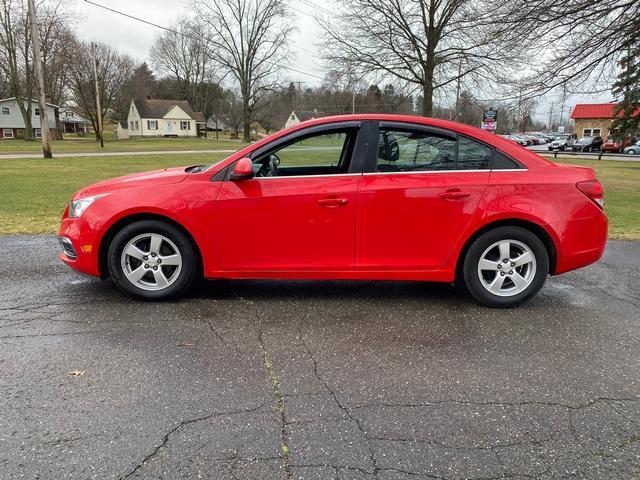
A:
<box><xmin>230</xmin><ymin>157</ymin><xmax>253</xmax><ymax>181</ymax></box>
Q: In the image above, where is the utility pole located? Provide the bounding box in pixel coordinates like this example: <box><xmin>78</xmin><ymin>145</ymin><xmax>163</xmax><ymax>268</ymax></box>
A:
<box><xmin>547</xmin><ymin>101</ymin><xmax>554</xmax><ymax>132</ymax></box>
<box><xmin>27</xmin><ymin>0</ymin><xmax>52</xmax><ymax>158</ymax></box>
<box><xmin>352</xmin><ymin>89</ymin><xmax>356</xmax><ymax>114</ymax></box>
<box><xmin>91</xmin><ymin>42</ymin><xmax>104</xmax><ymax>148</ymax></box>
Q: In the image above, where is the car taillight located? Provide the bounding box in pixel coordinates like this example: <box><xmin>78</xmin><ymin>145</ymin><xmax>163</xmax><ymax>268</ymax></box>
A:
<box><xmin>576</xmin><ymin>180</ymin><xmax>604</xmax><ymax>209</ymax></box>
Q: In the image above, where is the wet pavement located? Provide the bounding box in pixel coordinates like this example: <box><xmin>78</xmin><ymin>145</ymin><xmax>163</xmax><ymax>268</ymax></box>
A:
<box><xmin>1</xmin><ymin>235</ymin><xmax>639</xmax><ymax>479</ymax></box>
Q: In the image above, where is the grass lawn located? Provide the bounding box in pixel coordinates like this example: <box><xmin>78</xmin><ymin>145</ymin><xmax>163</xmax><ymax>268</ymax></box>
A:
<box><xmin>0</xmin><ymin>153</ymin><xmax>227</xmax><ymax>234</ymax></box>
<box><xmin>0</xmin><ymin>135</ymin><xmax>247</xmax><ymax>154</ymax></box>
<box><xmin>0</xmin><ymin>153</ymin><xmax>638</xmax><ymax>239</ymax></box>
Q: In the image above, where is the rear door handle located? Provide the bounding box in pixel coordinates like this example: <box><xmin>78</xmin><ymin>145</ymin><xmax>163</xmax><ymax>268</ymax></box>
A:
<box><xmin>439</xmin><ymin>189</ymin><xmax>470</xmax><ymax>200</ymax></box>
<box><xmin>318</xmin><ymin>197</ymin><xmax>349</xmax><ymax>207</ymax></box>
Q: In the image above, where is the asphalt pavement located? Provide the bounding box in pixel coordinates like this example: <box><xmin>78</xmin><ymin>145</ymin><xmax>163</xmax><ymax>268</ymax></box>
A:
<box><xmin>1</xmin><ymin>236</ymin><xmax>639</xmax><ymax>479</ymax></box>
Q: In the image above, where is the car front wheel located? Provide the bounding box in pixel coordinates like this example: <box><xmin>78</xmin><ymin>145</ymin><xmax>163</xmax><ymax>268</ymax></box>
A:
<box><xmin>107</xmin><ymin>220</ymin><xmax>198</xmax><ymax>300</ymax></box>
<box><xmin>462</xmin><ymin>226</ymin><xmax>549</xmax><ymax>307</ymax></box>
<box><xmin>628</xmin><ymin>149</ymin><xmax>636</xmax><ymax>155</ymax></box>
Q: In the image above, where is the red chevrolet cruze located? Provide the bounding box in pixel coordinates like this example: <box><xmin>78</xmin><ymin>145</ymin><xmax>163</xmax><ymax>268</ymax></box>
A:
<box><xmin>58</xmin><ymin>115</ymin><xmax>607</xmax><ymax>307</ymax></box>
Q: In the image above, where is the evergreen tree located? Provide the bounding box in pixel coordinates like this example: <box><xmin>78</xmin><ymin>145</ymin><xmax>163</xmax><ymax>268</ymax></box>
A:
<box><xmin>611</xmin><ymin>37</ymin><xmax>640</xmax><ymax>139</ymax></box>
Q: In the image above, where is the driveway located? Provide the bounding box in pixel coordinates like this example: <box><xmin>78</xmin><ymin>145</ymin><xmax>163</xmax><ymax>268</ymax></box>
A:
<box><xmin>1</xmin><ymin>236</ymin><xmax>639</xmax><ymax>479</ymax></box>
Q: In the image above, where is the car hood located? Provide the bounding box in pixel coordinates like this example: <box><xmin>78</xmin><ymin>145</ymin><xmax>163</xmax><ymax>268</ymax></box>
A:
<box><xmin>74</xmin><ymin>166</ymin><xmax>189</xmax><ymax>198</ymax></box>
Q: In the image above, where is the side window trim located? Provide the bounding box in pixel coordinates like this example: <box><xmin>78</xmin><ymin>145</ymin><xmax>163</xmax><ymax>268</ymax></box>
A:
<box><xmin>222</xmin><ymin>121</ymin><xmax>370</xmax><ymax>180</ymax></box>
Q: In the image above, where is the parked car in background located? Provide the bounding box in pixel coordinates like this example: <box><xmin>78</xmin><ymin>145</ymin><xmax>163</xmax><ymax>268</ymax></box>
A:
<box><xmin>601</xmin><ymin>139</ymin><xmax>622</xmax><ymax>153</ymax></box>
<box><xmin>512</xmin><ymin>134</ymin><xmax>534</xmax><ymax>146</ymax></box>
<box><xmin>623</xmin><ymin>140</ymin><xmax>640</xmax><ymax>155</ymax></box>
<box><xmin>57</xmin><ymin>114</ymin><xmax>608</xmax><ymax>307</ymax></box>
<box><xmin>572</xmin><ymin>136</ymin><xmax>603</xmax><ymax>152</ymax></box>
<box><xmin>529</xmin><ymin>134</ymin><xmax>550</xmax><ymax>144</ymax></box>
<box><xmin>500</xmin><ymin>134</ymin><xmax>528</xmax><ymax>146</ymax></box>
<box><xmin>548</xmin><ymin>134</ymin><xmax>578</xmax><ymax>151</ymax></box>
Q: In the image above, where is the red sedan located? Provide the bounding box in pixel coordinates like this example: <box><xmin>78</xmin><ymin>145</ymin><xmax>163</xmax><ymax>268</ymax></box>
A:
<box><xmin>58</xmin><ymin>115</ymin><xmax>607</xmax><ymax>307</ymax></box>
<box><xmin>601</xmin><ymin>139</ymin><xmax>622</xmax><ymax>153</ymax></box>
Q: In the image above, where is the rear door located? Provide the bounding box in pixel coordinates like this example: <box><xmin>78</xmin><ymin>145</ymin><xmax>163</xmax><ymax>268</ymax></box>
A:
<box><xmin>355</xmin><ymin>122</ymin><xmax>491</xmax><ymax>271</ymax></box>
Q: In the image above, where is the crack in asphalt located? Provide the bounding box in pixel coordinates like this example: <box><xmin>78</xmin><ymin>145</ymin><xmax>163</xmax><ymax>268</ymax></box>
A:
<box><xmin>0</xmin><ymin>329</ymin><xmax>104</xmax><ymax>339</ymax></box>
<box><xmin>257</xmin><ymin>325</ymin><xmax>293</xmax><ymax>480</ymax></box>
<box><xmin>297</xmin><ymin>310</ymin><xmax>379</xmax><ymax>476</ymax></box>
<box><xmin>349</xmin><ymin>396</ymin><xmax>639</xmax><ymax>412</ymax></box>
<box><xmin>205</xmin><ymin>318</ymin><xmax>227</xmax><ymax>346</ymax></box>
<box><xmin>118</xmin><ymin>402</ymin><xmax>271</xmax><ymax>479</ymax></box>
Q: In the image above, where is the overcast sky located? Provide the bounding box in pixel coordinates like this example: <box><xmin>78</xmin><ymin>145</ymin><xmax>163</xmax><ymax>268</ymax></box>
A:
<box><xmin>74</xmin><ymin>0</ymin><xmax>612</xmax><ymax>123</ymax></box>
<box><xmin>76</xmin><ymin>0</ymin><xmax>325</xmax><ymax>86</ymax></box>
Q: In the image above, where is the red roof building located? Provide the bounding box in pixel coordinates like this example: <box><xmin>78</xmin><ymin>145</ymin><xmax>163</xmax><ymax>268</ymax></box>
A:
<box><xmin>570</xmin><ymin>103</ymin><xmax>639</xmax><ymax>138</ymax></box>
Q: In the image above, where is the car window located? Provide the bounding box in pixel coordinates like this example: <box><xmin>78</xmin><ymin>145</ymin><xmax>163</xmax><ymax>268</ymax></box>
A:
<box><xmin>376</xmin><ymin>128</ymin><xmax>491</xmax><ymax>172</ymax></box>
<box><xmin>457</xmin><ymin>137</ymin><xmax>491</xmax><ymax>170</ymax></box>
<box><xmin>492</xmin><ymin>151</ymin><xmax>522</xmax><ymax>170</ymax></box>
<box><xmin>252</xmin><ymin>129</ymin><xmax>357</xmax><ymax>177</ymax></box>
<box><xmin>376</xmin><ymin>128</ymin><xmax>456</xmax><ymax>172</ymax></box>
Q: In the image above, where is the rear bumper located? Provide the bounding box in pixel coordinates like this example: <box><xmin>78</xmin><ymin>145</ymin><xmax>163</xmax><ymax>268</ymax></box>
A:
<box><xmin>552</xmin><ymin>211</ymin><xmax>608</xmax><ymax>275</ymax></box>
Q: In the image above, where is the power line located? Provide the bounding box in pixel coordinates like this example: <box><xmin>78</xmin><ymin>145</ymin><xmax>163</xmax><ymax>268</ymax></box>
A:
<box><xmin>298</xmin><ymin>0</ymin><xmax>334</xmax><ymax>16</ymax></box>
<box><xmin>82</xmin><ymin>0</ymin><xmax>327</xmax><ymax>82</ymax></box>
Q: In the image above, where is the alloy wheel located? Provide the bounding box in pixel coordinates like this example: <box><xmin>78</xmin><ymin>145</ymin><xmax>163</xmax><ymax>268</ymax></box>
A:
<box><xmin>477</xmin><ymin>239</ymin><xmax>537</xmax><ymax>297</ymax></box>
<box><xmin>120</xmin><ymin>233</ymin><xmax>182</xmax><ymax>291</ymax></box>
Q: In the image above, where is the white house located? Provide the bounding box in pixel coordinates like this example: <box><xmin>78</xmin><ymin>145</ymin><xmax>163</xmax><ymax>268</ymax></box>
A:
<box><xmin>116</xmin><ymin>120</ymin><xmax>129</xmax><ymax>140</ymax></box>
<box><xmin>284</xmin><ymin>109</ymin><xmax>326</xmax><ymax>129</ymax></box>
<box><xmin>206</xmin><ymin>114</ymin><xmax>229</xmax><ymax>131</ymax></box>
<box><xmin>59</xmin><ymin>108</ymin><xmax>88</xmax><ymax>134</ymax></box>
<box><xmin>126</xmin><ymin>99</ymin><xmax>205</xmax><ymax>138</ymax></box>
<box><xmin>0</xmin><ymin>97</ymin><xmax>57</xmax><ymax>139</ymax></box>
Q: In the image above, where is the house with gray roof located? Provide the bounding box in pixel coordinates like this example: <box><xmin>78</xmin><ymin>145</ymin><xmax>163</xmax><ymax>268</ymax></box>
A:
<box><xmin>126</xmin><ymin>99</ymin><xmax>206</xmax><ymax>138</ymax></box>
<box><xmin>0</xmin><ymin>97</ymin><xmax>58</xmax><ymax>139</ymax></box>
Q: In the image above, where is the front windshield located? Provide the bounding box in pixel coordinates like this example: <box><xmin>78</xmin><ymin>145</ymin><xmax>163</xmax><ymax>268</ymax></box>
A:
<box><xmin>578</xmin><ymin>137</ymin><xmax>592</xmax><ymax>144</ymax></box>
<box><xmin>554</xmin><ymin>135</ymin><xmax>569</xmax><ymax>141</ymax></box>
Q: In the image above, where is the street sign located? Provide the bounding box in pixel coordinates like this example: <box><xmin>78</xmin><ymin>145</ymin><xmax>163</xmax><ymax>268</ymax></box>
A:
<box><xmin>481</xmin><ymin>121</ymin><xmax>497</xmax><ymax>131</ymax></box>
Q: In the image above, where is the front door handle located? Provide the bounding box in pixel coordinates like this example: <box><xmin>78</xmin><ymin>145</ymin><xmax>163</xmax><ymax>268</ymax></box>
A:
<box><xmin>439</xmin><ymin>189</ymin><xmax>470</xmax><ymax>200</ymax></box>
<box><xmin>318</xmin><ymin>197</ymin><xmax>349</xmax><ymax>207</ymax></box>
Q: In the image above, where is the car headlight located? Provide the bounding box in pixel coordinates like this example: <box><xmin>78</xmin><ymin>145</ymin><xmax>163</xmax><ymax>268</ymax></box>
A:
<box><xmin>69</xmin><ymin>194</ymin><xmax>108</xmax><ymax>218</ymax></box>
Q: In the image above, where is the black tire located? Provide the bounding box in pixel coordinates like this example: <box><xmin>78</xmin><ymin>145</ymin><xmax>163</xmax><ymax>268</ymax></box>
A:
<box><xmin>461</xmin><ymin>226</ymin><xmax>549</xmax><ymax>308</ymax></box>
<box><xmin>107</xmin><ymin>220</ymin><xmax>198</xmax><ymax>300</ymax></box>
<box><xmin>628</xmin><ymin>149</ymin><xmax>636</xmax><ymax>155</ymax></box>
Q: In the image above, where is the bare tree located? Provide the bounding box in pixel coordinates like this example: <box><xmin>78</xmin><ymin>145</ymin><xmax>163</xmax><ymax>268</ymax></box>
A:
<box><xmin>68</xmin><ymin>41</ymin><xmax>134</xmax><ymax>141</ymax></box>
<box><xmin>149</xmin><ymin>17</ymin><xmax>218</xmax><ymax>114</ymax></box>
<box><xmin>194</xmin><ymin>0</ymin><xmax>293</xmax><ymax>141</ymax></box>
<box><xmin>0</xmin><ymin>0</ymin><xmax>74</xmax><ymax>139</ymax></box>
<box><xmin>0</xmin><ymin>0</ymin><xmax>35</xmax><ymax>138</ymax></box>
<box><xmin>502</xmin><ymin>0</ymin><xmax>639</xmax><ymax>97</ymax></box>
<box><xmin>320</xmin><ymin>0</ymin><xmax>524</xmax><ymax>116</ymax></box>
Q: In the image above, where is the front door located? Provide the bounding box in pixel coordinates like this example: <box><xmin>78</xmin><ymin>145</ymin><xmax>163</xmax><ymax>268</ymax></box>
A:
<box><xmin>356</xmin><ymin>123</ymin><xmax>491</xmax><ymax>271</ymax></box>
<box><xmin>214</xmin><ymin>125</ymin><xmax>366</xmax><ymax>271</ymax></box>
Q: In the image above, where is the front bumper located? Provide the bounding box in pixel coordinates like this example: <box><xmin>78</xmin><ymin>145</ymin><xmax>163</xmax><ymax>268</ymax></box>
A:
<box><xmin>58</xmin><ymin>214</ymin><xmax>102</xmax><ymax>277</ymax></box>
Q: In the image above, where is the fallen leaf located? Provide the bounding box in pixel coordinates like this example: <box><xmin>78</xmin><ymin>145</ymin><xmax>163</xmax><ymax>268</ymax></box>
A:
<box><xmin>68</xmin><ymin>370</ymin><xmax>85</xmax><ymax>377</ymax></box>
<box><xmin>177</xmin><ymin>343</ymin><xmax>194</xmax><ymax>347</ymax></box>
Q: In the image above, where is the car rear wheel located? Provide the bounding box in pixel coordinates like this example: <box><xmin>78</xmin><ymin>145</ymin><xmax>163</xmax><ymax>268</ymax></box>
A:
<box><xmin>628</xmin><ymin>149</ymin><xmax>636</xmax><ymax>155</ymax></box>
<box><xmin>462</xmin><ymin>226</ymin><xmax>549</xmax><ymax>307</ymax></box>
<box><xmin>107</xmin><ymin>220</ymin><xmax>197</xmax><ymax>300</ymax></box>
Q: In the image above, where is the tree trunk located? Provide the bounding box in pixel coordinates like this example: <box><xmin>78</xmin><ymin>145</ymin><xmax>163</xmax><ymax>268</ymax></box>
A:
<box><xmin>242</xmin><ymin>104</ymin><xmax>251</xmax><ymax>143</ymax></box>
<box><xmin>421</xmin><ymin>81</ymin><xmax>433</xmax><ymax>117</ymax></box>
